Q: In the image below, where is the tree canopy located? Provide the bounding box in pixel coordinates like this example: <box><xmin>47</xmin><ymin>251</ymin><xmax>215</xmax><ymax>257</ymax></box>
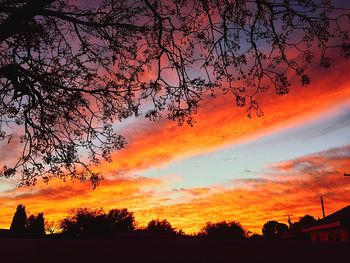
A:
<box><xmin>60</xmin><ymin>208</ymin><xmax>135</xmax><ymax>237</ymax></box>
<box><xmin>262</xmin><ymin>220</ymin><xmax>288</xmax><ymax>239</ymax></box>
<box><xmin>1</xmin><ymin>0</ymin><xmax>349</xmax><ymax>186</ymax></box>
<box><xmin>200</xmin><ymin>221</ymin><xmax>247</xmax><ymax>239</ymax></box>
<box><xmin>145</xmin><ymin>219</ymin><xmax>180</xmax><ymax>235</ymax></box>
<box><xmin>26</xmin><ymin>212</ymin><xmax>45</xmax><ymax>237</ymax></box>
<box><xmin>9</xmin><ymin>204</ymin><xmax>27</xmax><ymax>236</ymax></box>
<box><xmin>290</xmin><ymin>214</ymin><xmax>317</xmax><ymax>239</ymax></box>
<box><xmin>9</xmin><ymin>204</ymin><xmax>45</xmax><ymax>237</ymax></box>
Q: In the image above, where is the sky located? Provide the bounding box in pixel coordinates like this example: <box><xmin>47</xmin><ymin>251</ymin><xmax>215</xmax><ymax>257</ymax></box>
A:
<box><xmin>1</xmin><ymin>53</ymin><xmax>349</xmax><ymax>234</ymax></box>
<box><xmin>0</xmin><ymin>1</ymin><xmax>350</xmax><ymax>235</ymax></box>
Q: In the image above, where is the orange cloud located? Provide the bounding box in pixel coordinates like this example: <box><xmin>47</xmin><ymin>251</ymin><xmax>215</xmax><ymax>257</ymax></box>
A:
<box><xmin>1</xmin><ymin>50</ymin><xmax>350</xmax><ymax>235</ymax></box>
<box><xmin>1</xmin><ymin>48</ymin><xmax>349</xmax><ymax>181</ymax></box>
<box><xmin>0</xmin><ymin>176</ymin><xmax>162</xmax><ymax>229</ymax></box>
<box><xmin>1</xmin><ymin>146</ymin><xmax>349</xmax><ymax>234</ymax></box>
<box><xmin>134</xmin><ymin>146</ymin><xmax>350</xmax><ymax>234</ymax></box>
<box><xmin>97</xmin><ymin>56</ymin><xmax>350</xmax><ymax>178</ymax></box>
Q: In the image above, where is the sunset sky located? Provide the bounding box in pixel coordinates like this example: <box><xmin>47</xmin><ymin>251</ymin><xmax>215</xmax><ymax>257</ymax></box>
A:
<box><xmin>0</xmin><ymin>1</ymin><xmax>350</xmax><ymax>235</ymax></box>
<box><xmin>1</xmin><ymin>53</ymin><xmax>349</xmax><ymax>234</ymax></box>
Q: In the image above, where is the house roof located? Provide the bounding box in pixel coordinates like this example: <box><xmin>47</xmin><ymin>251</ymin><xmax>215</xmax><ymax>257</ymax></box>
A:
<box><xmin>302</xmin><ymin>205</ymin><xmax>350</xmax><ymax>232</ymax></box>
<box><xmin>302</xmin><ymin>221</ymin><xmax>341</xmax><ymax>232</ymax></box>
<box><xmin>320</xmin><ymin>205</ymin><xmax>350</xmax><ymax>225</ymax></box>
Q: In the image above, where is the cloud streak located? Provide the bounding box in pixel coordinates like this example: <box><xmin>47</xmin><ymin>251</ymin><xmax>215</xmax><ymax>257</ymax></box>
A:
<box><xmin>1</xmin><ymin>145</ymin><xmax>349</xmax><ymax>234</ymax></box>
<box><xmin>95</xmin><ymin>56</ymin><xmax>350</xmax><ymax>179</ymax></box>
<box><xmin>0</xmin><ymin>50</ymin><xmax>350</xmax><ymax>234</ymax></box>
<box><xmin>134</xmin><ymin>145</ymin><xmax>350</xmax><ymax>234</ymax></box>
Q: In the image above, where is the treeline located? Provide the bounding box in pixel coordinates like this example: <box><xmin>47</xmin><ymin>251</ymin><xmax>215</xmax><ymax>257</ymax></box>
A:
<box><xmin>4</xmin><ymin>204</ymin><xmax>318</xmax><ymax>240</ymax></box>
<box><xmin>9</xmin><ymin>205</ymin><xmax>45</xmax><ymax>237</ymax></box>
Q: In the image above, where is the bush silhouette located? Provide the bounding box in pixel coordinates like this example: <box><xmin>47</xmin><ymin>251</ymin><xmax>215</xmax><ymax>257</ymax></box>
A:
<box><xmin>200</xmin><ymin>221</ymin><xmax>247</xmax><ymax>240</ymax></box>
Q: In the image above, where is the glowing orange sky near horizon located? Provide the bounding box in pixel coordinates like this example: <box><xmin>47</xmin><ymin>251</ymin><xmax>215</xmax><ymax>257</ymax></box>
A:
<box><xmin>1</xmin><ymin>145</ymin><xmax>349</xmax><ymax>234</ymax></box>
<box><xmin>0</xmin><ymin>56</ymin><xmax>350</xmax><ymax>234</ymax></box>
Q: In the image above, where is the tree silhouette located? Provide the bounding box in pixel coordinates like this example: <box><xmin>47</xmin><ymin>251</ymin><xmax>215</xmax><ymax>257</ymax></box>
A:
<box><xmin>9</xmin><ymin>204</ymin><xmax>47</xmax><ymax>237</ymax></box>
<box><xmin>107</xmin><ymin>208</ymin><xmax>135</xmax><ymax>232</ymax></box>
<box><xmin>200</xmin><ymin>221</ymin><xmax>247</xmax><ymax>240</ymax></box>
<box><xmin>145</xmin><ymin>219</ymin><xmax>181</xmax><ymax>235</ymax></box>
<box><xmin>295</xmin><ymin>215</ymin><xmax>317</xmax><ymax>228</ymax></box>
<box><xmin>262</xmin><ymin>220</ymin><xmax>288</xmax><ymax>240</ymax></box>
<box><xmin>26</xmin><ymin>212</ymin><xmax>45</xmax><ymax>237</ymax></box>
<box><xmin>60</xmin><ymin>207</ymin><xmax>135</xmax><ymax>237</ymax></box>
<box><xmin>60</xmin><ymin>208</ymin><xmax>106</xmax><ymax>237</ymax></box>
<box><xmin>291</xmin><ymin>214</ymin><xmax>317</xmax><ymax>240</ymax></box>
<box><xmin>1</xmin><ymin>1</ymin><xmax>349</xmax><ymax>186</ymax></box>
<box><xmin>9</xmin><ymin>204</ymin><xmax>27</xmax><ymax>236</ymax></box>
<box><xmin>249</xmin><ymin>233</ymin><xmax>263</xmax><ymax>240</ymax></box>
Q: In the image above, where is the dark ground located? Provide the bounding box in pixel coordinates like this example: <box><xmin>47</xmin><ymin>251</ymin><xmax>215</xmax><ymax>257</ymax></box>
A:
<box><xmin>0</xmin><ymin>238</ymin><xmax>349</xmax><ymax>263</ymax></box>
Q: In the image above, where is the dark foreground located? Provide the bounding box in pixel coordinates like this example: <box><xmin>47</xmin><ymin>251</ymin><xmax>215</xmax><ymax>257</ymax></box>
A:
<box><xmin>0</xmin><ymin>238</ymin><xmax>349</xmax><ymax>263</ymax></box>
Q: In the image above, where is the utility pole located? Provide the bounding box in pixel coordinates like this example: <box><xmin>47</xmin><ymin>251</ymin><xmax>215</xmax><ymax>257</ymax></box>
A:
<box><xmin>320</xmin><ymin>196</ymin><xmax>326</xmax><ymax>219</ymax></box>
<box><xmin>284</xmin><ymin>214</ymin><xmax>293</xmax><ymax>229</ymax></box>
<box><xmin>288</xmin><ymin>214</ymin><xmax>292</xmax><ymax>229</ymax></box>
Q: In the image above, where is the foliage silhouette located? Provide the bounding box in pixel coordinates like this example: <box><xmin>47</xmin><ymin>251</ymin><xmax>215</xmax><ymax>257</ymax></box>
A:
<box><xmin>60</xmin><ymin>208</ymin><xmax>134</xmax><ymax>237</ymax></box>
<box><xmin>200</xmin><ymin>221</ymin><xmax>247</xmax><ymax>240</ymax></box>
<box><xmin>9</xmin><ymin>204</ymin><xmax>46</xmax><ymax>237</ymax></box>
<box><xmin>26</xmin><ymin>212</ymin><xmax>45</xmax><ymax>237</ymax></box>
<box><xmin>107</xmin><ymin>208</ymin><xmax>135</xmax><ymax>232</ymax></box>
<box><xmin>145</xmin><ymin>219</ymin><xmax>180</xmax><ymax>235</ymax></box>
<box><xmin>249</xmin><ymin>233</ymin><xmax>263</xmax><ymax>240</ymax></box>
<box><xmin>295</xmin><ymin>215</ymin><xmax>317</xmax><ymax>228</ymax></box>
<box><xmin>9</xmin><ymin>204</ymin><xmax>27</xmax><ymax>236</ymax></box>
<box><xmin>291</xmin><ymin>214</ymin><xmax>317</xmax><ymax>240</ymax></box>
<box><xmin>262</xmin><ymin>220</ymin><xmax>288</xmax><ymax>240</ymax></box>
<box><xmin>0</xmin><ymin>0</ymin><xmax>349</xmax><ymax>186</ymax></box>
